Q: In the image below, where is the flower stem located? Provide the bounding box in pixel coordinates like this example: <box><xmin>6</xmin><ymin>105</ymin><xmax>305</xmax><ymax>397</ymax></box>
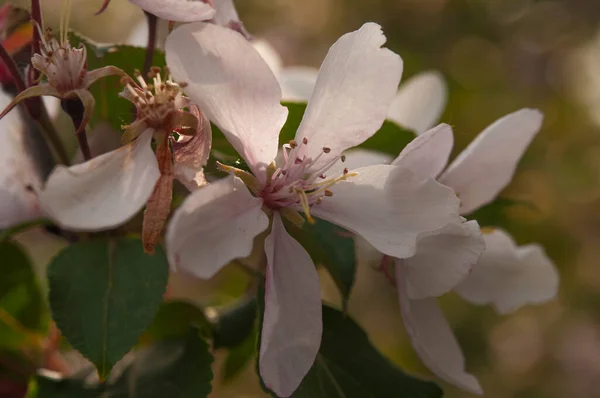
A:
<box><xmin>29</xmin><ymin>0</ymin><xmax>42</xmax><ymax>85</ymax></box>
<box><xmin>61</xmin><ymin>98</ymin><xmax>92</xmax><ymax>161</ymax></box>
<box><xmin>143</xmin><ymin>11</ymin><xmax>158</xmax><ymax>76</ymax></box>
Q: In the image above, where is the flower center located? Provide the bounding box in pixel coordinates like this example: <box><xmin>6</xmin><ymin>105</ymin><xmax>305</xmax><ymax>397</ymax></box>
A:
<box><xmin>30</xmin><ymin>0</ymin><xmax>86</xmax><ymax>93</ymax></box>
<box><xmin>30</xmin><ymin>28</ymin><xmax>86</xmax><ymax>93</ymax></box>
<box><xmin>260</xmin><ymin>137</ymin><xmax>355</xmax><ymax>223</ymax></box>
<box><xmin>124</xmin><ymin>68</ymin><xmax>189</xmax><ymax>130</ymax></box>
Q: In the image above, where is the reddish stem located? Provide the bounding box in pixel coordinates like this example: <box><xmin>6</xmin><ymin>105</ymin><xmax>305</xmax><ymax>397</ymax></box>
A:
<box><xmin>143</xmin><ymin>11</ymin><xmax>158</xmax><ymax>76</ymax></box>
<box><xmin>30</xmin><ymin>0</ymin><xmax>42</xmax><ymax>84</ymax></box>
<box><xmin>0</xmin><ymin>42</ymin><xmax>41</xmax><ymax>119</ymax></box>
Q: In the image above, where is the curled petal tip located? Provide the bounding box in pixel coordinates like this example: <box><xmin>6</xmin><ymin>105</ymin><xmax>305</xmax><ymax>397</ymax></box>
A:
<box><xmin>95</xmin><ymin>0</ymin><xmax>112</xmax><ymax>16</ymax></box>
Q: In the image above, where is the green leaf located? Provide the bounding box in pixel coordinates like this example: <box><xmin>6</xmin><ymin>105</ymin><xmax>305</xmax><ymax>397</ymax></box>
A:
<box><xmin>256</xmin><ymin>284</ymin><xmax>442</xmax><ymax>398</ymax></box>
<box><xmin>71</xmin><ymin>34</ymin><xmax>166</xmax><ymax>133</ymax></box>
<box><xmin>110</xmin><ymin>330</ymin><xmax>214</xmax><ymax>398</ymax></box>
<box><xmin>0</xmin><ymin>241</ymin><xmax>46</xmax><ymax>349</ymax></box>
<box><xmin>221</xmin><ymin>323</ymin><xmax>258</xmax><ymax>383</ymax></box>
<box><xmin>142</xmin><ymin>301</ymin><xmax>211</xmax><ymax>342</ymax></box>
<box><xmin>32</xmin><ymin>374</ymin><xmax>101</xmax><ymax>398</ymax></box>
<box><xmin>209</xmin><ymin>295</ymin><xmax>257</xmax><ymax>349</ymax></box>
<box><xmin>287</xmin><ymin>219</ymin><xmax>356</xmax><ymax>311</ymax></box>
<box><xmin>47</xmin><ymin>238</ymin><xmax>169</xmax><ymax>379</ymax></box>
<box><xmin>278</xmin><ymin>102</ymin><xmax>415</xmax><ymax>156</ymax></box>
<box><xmin>292</xmin><ymin>306</ymin><xmax>443</xmax><ymax>398</ymax></box>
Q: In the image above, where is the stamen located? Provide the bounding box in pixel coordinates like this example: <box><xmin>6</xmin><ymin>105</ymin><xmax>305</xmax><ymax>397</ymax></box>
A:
<box><xmin>323</xmin><ymin>147</ymin><xmax>331</xmax><ymax>153</ymax></box>
<box><xmin>296</xmin><ymin>188</ymin><xmax>315</xmax><ymax>224</ymax></box>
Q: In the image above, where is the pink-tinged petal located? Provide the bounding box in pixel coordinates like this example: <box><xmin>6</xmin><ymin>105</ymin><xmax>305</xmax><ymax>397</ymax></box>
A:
<box><xmin>0</xmin><ymin>93</ymin><xmax>43</xmax><ymax>228</ymax></box>
<box><xmin>325</xmin><ymin>148</ymin><xmax>393</xmax><ymax>179</ymax></box>
<box><xmin>38</xmin><ymin>129</ymin><xmax>159</xmax><ymax>231</ymax></box>
<box><xmin>396</xmin><ymin>275</ymin><xmax>483</xmax><ymax>394</ymax></box>
<box><xmin>311</xmin><ymin>164</ymin><xmax>460</xmax><ymax>259</ymax></box>
<box><xmin>402</xmin><ymin>220</ymin><xmax>484</xmax><ymax>299</ymax></box>
<box><xmin>392</xmin><ymin>123</ymin><xmax>454</xmax><ymax>180</ymax></box>
<box><xmin>388</xmin><ymin>71</ymin><xmax>447</xmax><ymax>134</ymax></box>
<box><xmin>260</xmin><ymin>212</ymin><xmax>322</xmax><ymax>397</ymax></box>
<box><xmin>279</xmin><ymin>66</ymin><xmax>319</xmax><ymax>103</ymax></box>
<box><xmin>294</xmin><ymin>23</ymin><xmax>403</xmax><ymax>171</ymax></box>
<box><xmin>439</xmin><ymin>109</ymin><xmax>543</xmax><ymax>215</ymax></box>
<box><xmin>455</xmin><ymin>229</ymin><xmax>559</xmax><ymax>314</ymax></box>
<box><xmin>172</xmin><ymin>106</ymin><xmax>212</xmax><ymax>190</ymax></box>
<box><xmin>253</xmin><ymin>39</ymin><xmax>283</xmax><ymax>75</ymax></box>
<box><xmin>166</xmin><ymin>23</ymin><xmax>288</xmax><ymax>180</ymax></box>
<box><xmin>211</xmin><ymin>0</ymin><xmax>248</xmax><ymax>37</ymax></box>
<box><xmin>166</xmin><ymin>175</ymin><xmax>268</xmax><ymax>279</ymax></box>
<box><xmin>129</xmin><ymin>0</ymin><xmax>216</xmax><ymax>22</ymax></box>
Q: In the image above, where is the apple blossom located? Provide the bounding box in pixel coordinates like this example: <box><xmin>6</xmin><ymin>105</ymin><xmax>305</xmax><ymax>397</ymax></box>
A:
<box><xmin>0</xmin><ymin>24</ymin><xmax>127</xmax><ymax>135</ymax></box>
<box><xmin>109</xmin><ymin>0</ymin><xmax>246</xmax><ymax>35</ymax></box>
<box><xmin>253</xmin><ymin>40</ymin><xmax>447</xmax><ymax>133</ymax></box>
<box><xmin>38</xmin><ymin>68</ymin><xmax>211</xmax><ymax>253</ymax></box>
<box><xmin>338</xmin><ymin>111</ymin><xmax>559</xmax><ymax>393</ymax></box>
<box><xmin>165</xmin><ymin>21</ymin><xmax>466</xmax><ymax>397</ymax></box>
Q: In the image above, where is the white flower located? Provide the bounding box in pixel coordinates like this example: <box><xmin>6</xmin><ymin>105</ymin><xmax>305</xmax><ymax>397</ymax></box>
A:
<box><xmin>129</xmin><ymin>0</ymin><xmax>216</xmax><ymax>22</ymax></box>
<box><xmin>38</xmin><ymin>70</ymin><xmax>211</xmax><ymax>242</ymax></box>
<box><xmin>165</xmin><ymin>22</ymin><xmax>463</xmax><ymax>397</ymax></box>
<box><xmin>253</xmin><ymin>39</ymin><xmax>447</xmax><ymax>133</ymax></box>
<box><xmin>129</xmin><ymin>0</ymin><xmax>245</xmax><ymax>33</ymax></box>
<box><xmin>341</xmin><ymin>112</ymin><xmax>559</xmax><ymax>394</ymax></box>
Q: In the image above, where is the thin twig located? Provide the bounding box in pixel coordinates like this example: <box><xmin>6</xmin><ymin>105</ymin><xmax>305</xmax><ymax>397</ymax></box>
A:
<box><xmin>61</xmin><ymin>98</ymin><xmax>92</xmax><ymax>161</ymax></box>
<box><xmin>29</xmin><ymin>0</ymin><xmax>42</xmax><ymax>84</ymax></box>
<box><xmin>143</xmin><ymin>11</ymin><xmax>158</xmax><ymax>76</ymax></box>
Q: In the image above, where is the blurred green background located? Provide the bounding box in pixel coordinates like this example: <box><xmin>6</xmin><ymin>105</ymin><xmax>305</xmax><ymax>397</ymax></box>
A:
<box><xmin>5</xmin><ymin>0</ymin><xmax>600</xmax><ymax>397</ymax></box>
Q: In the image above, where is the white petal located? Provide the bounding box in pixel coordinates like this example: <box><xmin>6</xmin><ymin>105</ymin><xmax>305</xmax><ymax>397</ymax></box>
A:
<box><xmin>166</xmin><ymin>23</ymin><xmax>288</xmax><ymax>180</ymax></box>
<box><xmin>387</xmin><ymin>71</ymin><xmax>447</xmax><ymax>134</ymax></box>
<box><xmin>260</xmin><ymin>213</ymin><xmax>322</xmax><ymax>397</ymax></box>
<box><xmin>396</xmin><ymin>284</ymin><xmax>483</xmax><ymax>395</ymax></box>
<box><xmin>166</xmin><ymin>175</ymin><xmax>268</xmax><ymax>279</ymax></box>
<box><xmin>279</xmin><ymin>66</ymin><xmax>319</xmax><ymax>102</ymax></box>
<box><xmin>294</xmin><ymin>23</ymin><xmax>403</xmax><ymax>171</ymax></box>
<box><xmin>402</xmin><ymin>220</ymin><xmax>485</xmax><ymax>299</ymax></box>
<box><xmin>38</xmin><ymin>130</ymin><xmax>159</xmax><ymax>231</ymax></box>
<box><xmin>0</xmin><ymin>92</ymin><xmax>42</xmax><ymax>228</ymax></box>
<box><xmin>253</xmin><ymin>39</ymin><xmax>283</xmax><ymax>75</ymax></box>
<box><xmin>392</xmin><ymin>123</ymin><xmax>454</xmax><ymax>180</ymax></box>
<box><xmin>212</xmin><ymin>0</ymin><xmax>244</xmax><ymax>29</ymax></box>
<box><xmin>439</xmin><ymin>109</ymin><xmax>543</xmax><ymax>215</ymax></box>
<box><xmin>325</xmin><ymin>148</ymin><xmax>393</xmax><ymax>179</ymax></box>
<box><xmin>455</xmin><ymin>229</ymin><xmax>559</xmax><ymax>314</ymax></box>
<box><xmin>129</xmin><ymin>0</ymin><xmax>216</xmax><ymax>22</ymax></box>
<box><xmin>311</xmin><ymin>164</ymin><xmax>460</xmax><ymax>259</ymax></box>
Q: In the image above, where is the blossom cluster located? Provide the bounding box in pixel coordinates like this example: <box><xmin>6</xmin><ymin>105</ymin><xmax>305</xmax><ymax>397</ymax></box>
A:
<box><xmin>0</xmin><ymin>0</ymin><xmax>559</xmax><ymax>396</ymax></box>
